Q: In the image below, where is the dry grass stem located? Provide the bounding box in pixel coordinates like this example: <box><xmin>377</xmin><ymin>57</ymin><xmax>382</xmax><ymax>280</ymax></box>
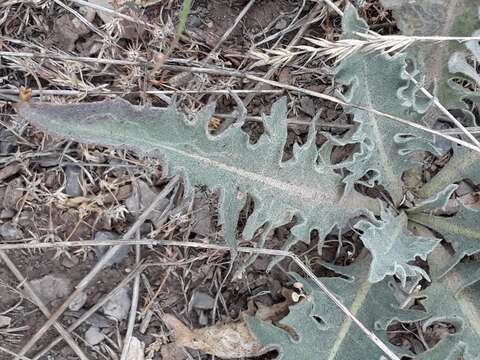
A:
<box><xmin>0</xmin><ymin>251</ymin><xmax>89</xmax><ymax>360</ymax></box>
<box><xmin>251</xmin><ymin>34</ymin><xmax>480</xmax><ymax>65</ymax></box>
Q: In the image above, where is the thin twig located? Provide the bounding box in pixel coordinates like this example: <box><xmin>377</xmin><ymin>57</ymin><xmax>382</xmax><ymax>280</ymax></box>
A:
<box><xmin>0</xmin><ymin>88</ymin><xmax>283</xmax><ymax>97</ymax></box>
<box><xmin>0</xmin><ymin>345</ymin><xmax>33</xmax><ymax>360</ymax></box>
<box><xmin>16</xmin><ymin>176</ymin><xmax>179</xmax><ymax>358</ymax></box>
<box><xmin>52</xmin><ymin>0</ymin><xmax>108</xmax><ymax>39</ymax></box>
<box><xmin>64</xmin><ymin>0</ymin><xmax>155</xmax><ymax>28</ymax></box>
<box><xmin>209</xmin><ymin>0</ymin><xmax>256</xmax><ymax>55</ymax></box>
<box><xmin>1</xmin><ymin>237</ymin><xmax>399</xmax><ymax>360</ymax></box>
<box><xmin>244</xmin><ymin>1</ymin><xmax>326</xmax><ymax>106</ymax></box>
<box><xmin>32</xmin><ymin>263</ymin><xmax>146</xmax><ymax>360</ymax></box>
<box><xmin>120</xmin><ymin>184</ymin><xmax>143</xmax><ymax>360</ymax></box>
<box><xmin>0</xmin><ymin>251</ymin><xmax>89</xmax><ymax>360</ymax></box>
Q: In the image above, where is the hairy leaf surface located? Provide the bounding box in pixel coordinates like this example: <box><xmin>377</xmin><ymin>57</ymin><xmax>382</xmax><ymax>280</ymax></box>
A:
<box><xmin>448</xmin><ymin>29</ymin><xmax>480</xmax><ymax>105</ymax></box>
<box><xmin>246</xmin><ymin>256</ymin><xmax>424</xmax><ymax>360</ymax></box>
<box><xmin>380</xmin><ymin>0</ymin><xmax>480</xmax><ymax>122</ymax></box>
<box><xmin>17</xmin><ymin>99</ymin><xmax>372</xmax><ymax>253</ymax></box>
<box><xmin>355</xmin><ymin>208</ymin><xmax>440</xmax><ymax>285</ymax></box>
<box><xmin>417</xmin><ymin>144</ymin><xmax>480</xmax><ymax>199</ymax></box>
<box><xmin>408</xmin><ymin>243</ymin><xmax>480</xmax><ymax>360</ymax></box>
<box><xmin>335</xmin><ymin>5</ymin><xmax>434</xmax><ymax>204</ymax></box>
<box><xmin>409</xmin><ymin>184</ymin><xmax>480</xmax><ymax>271</ymax></box>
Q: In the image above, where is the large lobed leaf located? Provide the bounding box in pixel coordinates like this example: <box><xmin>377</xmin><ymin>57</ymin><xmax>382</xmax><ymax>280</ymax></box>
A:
<box><xmin>334</xmin><ymin>5</ymin><xmax>435</xmax><ymax>205</ymax></box>
<box><xmin>16</xmin><ymin>98</ymin><xmax>372</xmax><ymax>254</ymax></box>
<box><xmin>246</xmin><ymin>255</ymin><xmax>426</xmax><ymax>360</ymax></box>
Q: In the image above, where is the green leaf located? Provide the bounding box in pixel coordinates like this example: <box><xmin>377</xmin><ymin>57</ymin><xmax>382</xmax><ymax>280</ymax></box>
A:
<box><xmin>335</xmin><ymin>5</ymin><xmax>435</xmax><ymax>205</ymax></box>
<box><xmin>417</xmin><ymin>144</ymin><xmax>480</xmax><ymax>199</ymax></box>
<box><xmin>380</xmin><ymin>0</ymin><xmax>480</xmax><ymax>123</ymax></box>
<box><xmin>16</xmin><ymin>98</ymin><xmax>372</xmax><ymax>254</ymax></box>
<box><xmin>408</xmin><ymin>243</ymin><xmax>480</xmax><ymax>360</ymax></box>
<box><xmin>447</xmin><ymin>29</ymin><xmax>480</xmax><ymax>110</ymax></box>
<box><xmin>409</xmin><ymin>185</ymin><xmax>480</xmax><ymax>271</ymax></box>
<box><xmin>408</xmin><ymin>184</ymin><xmax>458</xmax><ymax>213</ymax></box>
<box><xmin>355</xmin><ymin>207</ymin><xmax>440</xmax><ymax>286</ymax></box>
<box><xmin>246</xmin><ymin>256</ymin><xmax>425</xmax><ymax>360</ymax></box>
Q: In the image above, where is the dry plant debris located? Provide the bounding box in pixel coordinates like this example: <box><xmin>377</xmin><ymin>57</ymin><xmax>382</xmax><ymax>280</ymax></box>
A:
<box><xmin>1</xmin><ymin>0</ymin><xmax>480</xmax><ymax>360</ymax></box>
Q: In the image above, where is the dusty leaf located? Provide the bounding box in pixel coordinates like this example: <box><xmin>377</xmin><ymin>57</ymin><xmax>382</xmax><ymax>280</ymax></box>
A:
<box><xmin>16</xmin><ymin>98</ymin><xmax>373</xmax><ymax>255</ymax></box>
<box><xmin>334</xmin><ymin>5</ymin><xmax>436</xmax><ymax>204</ymax></box>
<box><xmin>355</xmin><ymin>207</ymin><xmax>440</xmax><ymax>285</ymax></box>
<box><xmin>408</xmin><ymin>242</ymin><xmax>480</xmax><ymax>360</ymax></box>
<box><xmin>246</xmin><ymin>255</ymin><xmax>425</xmax><ymax>360</ymax></box>
<box><xmin>409</xmin><ymin>184</ymin><xmax>480</xmax><ymax>272</ymax></box>
<box><xmin>380</xmin><ymin>0</ymin><xmax>480</xmax><ymax>123</ymax></box>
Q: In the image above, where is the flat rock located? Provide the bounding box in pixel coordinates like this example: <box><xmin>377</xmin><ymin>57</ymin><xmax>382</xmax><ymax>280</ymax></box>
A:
<box><xmin>126</xmin><ymin>180</ymin><xmax>169</xmax><ymax>222</ymax></box>
<box><xmin>64</xmin><ymin>165</ymin><xmax>82</xmax><ymax>197</ymax></box>
<box><xmin>29</xmin><ymin>274</ymin><xmax>72</xmax><ymax>305</ymax></box>
<box><xmin>85</xmin><ymin>326</ymin><xmax>105</xmax><ymax>346</ymax></box>
<box><xmin>190</xmin><ymin>291</ymin><xmax>215</xmax><ymax>310</ymax></box>
<box><xmin>69</xmin><ymin>291</ymin><xmax>87</xmax><ymax>311</ymax></box>
<box><xmin>0</xmin><ymin>315</ymin><xmax>11</xmax><ymax>328</ymax></box>
<box><xmin>102</xmin><ymin>287</ymin><xmax>131</xmax><ymax>321</ymax></box>
<box><xmin>94</xmin><ymin>231</ymin><xmax>129</xmax><ymax>266</ymax></box>
<box><xmin>0</xmin><ymin>222</ymin><xmax>23</xmax><ymax>241</ymax></box>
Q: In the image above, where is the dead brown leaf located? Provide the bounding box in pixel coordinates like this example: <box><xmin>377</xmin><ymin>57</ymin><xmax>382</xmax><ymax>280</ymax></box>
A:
<box><xmin>163</xmin><ymin>314</ymin><xmax>263</xmax><ymax>359</ymax></box>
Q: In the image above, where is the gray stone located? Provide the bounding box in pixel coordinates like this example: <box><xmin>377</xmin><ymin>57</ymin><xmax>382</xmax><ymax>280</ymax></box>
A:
<box><xmin>0</xmin><ymin>222</ymin><xmax>23</xmax><ymax>241</ymax></box>
<box><xmin>126</xmin><ymin>181</ymin><xmax>169</xmax><ymax>221</ymax></box>
<box><xmin>61</xmin><ymin>254</ymin><xmax>79</xmax><ymax>268</ymax></box>
<box><xmin>190</xmin><ymin>291</ymin><xmax>215</xmax><ymax>310</ymax></box>
<box><xmin>94</xmin><ymin>231</ymin><xmax>129</xmax><ymax>266</ymax></box>
<box><xmin>29</xmin><ymin>274</ymin><xmax>72</xmax><ymax>304</ymax></box>
<box><xmin>191</xmin><ymin>194</ymin><xmax>214</xmax><ymax>236</ymax></box>
<box><xmin>103</xmin><ymin>288</ymin><xmax>131</xmax><ymax>321</ymax></box>
<box><xmin>0</xmin><ymin>315</ymin><xmax>11</xmax><ymax>328</ymax></box>
<box><xmin>69</xmin><ymin>291</ymin><xmax>87</xmax><ymax>311</ymax></box>
<box><xmin>64</xmin><ymin>165</ymin><xmax>82</xmax><ymax>197</ymax></box>
<box><xmin>0</xmin><ymin>208</ymin><xmax>15</xmax><ymax>219</ymax></box>
<box><xmin>85</xmin><ymin>326</ymin><xmax>105</xmax><ymax>346</ymax></box>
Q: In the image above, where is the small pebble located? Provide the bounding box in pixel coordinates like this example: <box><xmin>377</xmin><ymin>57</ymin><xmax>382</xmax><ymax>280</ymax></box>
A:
<box><xmin>0</xmin><ymin>208</ymin><xmax>15</xmax><ymax>219</ymax></box>
<box><xmin>0</xmin><ymin>222</ymin><xmax>23</xmax><ymax>241</ymax></box>
<box><xmin>69</xmin><ymin>291</ymin><xmax>87</xmax><ymax>311</ymax></box>
<box><xmin>64</xmin><ymin>165</ymin><xmax>82</xmax><ymax>197</ymax></box>
<box><xmin>275</xmin><ymin>18</ymin><xmax>288</xmax><ymax>30</ymax></box>
<box><xmin>0</xmin><ymin>315</ymin><xmax>11</xmax><ymax>328</ymax></box>
<box><xmin>85</xmin><ymin>326</ymin><xmax>105</xmax><ymax>346</ymax></box>
<box><xmin>103</xmin><ymin>288</ymin><xmax>131</xmax><ymax>321</ymax></box>
<box><xmin>30</xmin><ymin>274</ymin><xmax>72</xmax><ymax>304</ymax></box>
<box><xmin>61</xmin><ymin>255</ymin><xmax>79</xmax><ymax>269</ymax></box>
<box><xmin>190</xmin><ymin>291</ymin><xmax>215</xmax><ymax>310</ymax></box>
